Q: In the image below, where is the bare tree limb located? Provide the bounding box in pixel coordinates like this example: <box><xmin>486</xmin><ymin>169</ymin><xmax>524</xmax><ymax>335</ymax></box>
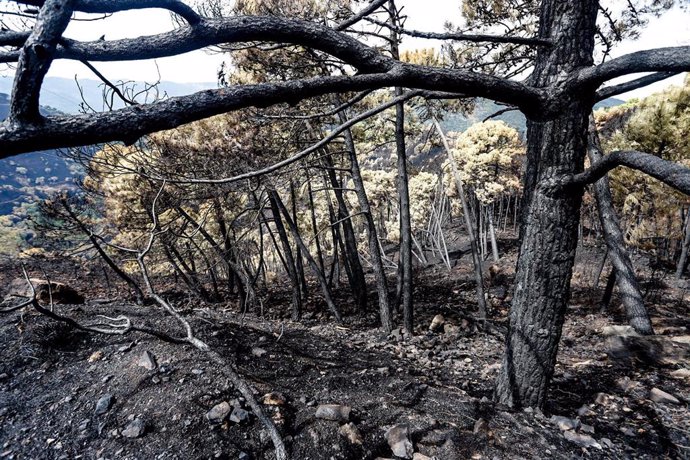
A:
<box><xmin>595</xmin><ymin>71</ymin><xmax>679</xmax><ymax>101</ymax></box>
<box><xmin>365</xmin><ymin>16</ymin><xmax>554</xmax><ymax>47</ymax></box>
<box><xmin>14</xmin><ymin>0</ymin><xmax>201</xmax><ymax>25</ymax></box>
<box><xmin>574</xmin><ymin>46</ymin><xmax>690</xmax><ymax>89</ymax></box>
<box><xmin>568</xmin><ymin>150</ymin><xmax>690</xmax><ymax>195</ymax></box>
<box><xmin>10</xmin><ymin>0</ymin><xmax>74</xmax><ymax>122</ymax></box>
<box><xmin>335</xmin><ymin>0</ymin><xmax>388</xmax><ymax>31</ymax></box>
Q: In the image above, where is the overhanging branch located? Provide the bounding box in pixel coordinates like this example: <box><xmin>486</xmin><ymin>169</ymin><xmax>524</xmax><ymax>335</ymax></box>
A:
<box><xmin>569</xmin><ymin>150</ymin><xmax>690</xmax><ymax>196</ymax></box>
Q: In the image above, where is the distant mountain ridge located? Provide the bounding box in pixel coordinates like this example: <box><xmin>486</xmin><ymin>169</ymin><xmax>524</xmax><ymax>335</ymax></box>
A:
<box><xmin>0</xmin><ymin>77</ymin><xmax>217</xmax><ymax>216</ymax></box>
<box><xmin>0</xmin><ymin>76</ymin><xmax>217</xmax><ymax>114</ymax></box>
<box><xmin>0</xmin><ymin>93</ymin><xmax>79</xmax><ymax>216</ymax></box>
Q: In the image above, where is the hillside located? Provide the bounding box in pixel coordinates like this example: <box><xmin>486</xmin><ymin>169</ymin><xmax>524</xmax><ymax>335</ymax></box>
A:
<box><xmin>0</xmin><ymin>93</ymin><xmax>79</xmax><ymax>217</ymax></box>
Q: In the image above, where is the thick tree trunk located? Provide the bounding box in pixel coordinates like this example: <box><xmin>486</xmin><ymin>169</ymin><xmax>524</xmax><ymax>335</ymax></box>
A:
<box><xmin>588</xmin><ymin>122</ymin><xmax>654</xmax><ymax>335</ymax></box>
<box><xmin>495</xmin><ymin>0</ymin><xmax>599</xmax><ymax>409</ymax></box>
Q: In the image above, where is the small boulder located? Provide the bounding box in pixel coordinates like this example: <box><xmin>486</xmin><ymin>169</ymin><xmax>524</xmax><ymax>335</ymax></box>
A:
<box><xmin>550</xmin><ymin>415</ymin><xmax>579</xmax><ymax>431</ymax></box>
<box><xmin>339</xmin><ymin>422</ymin><xmax>363</xmax><ymax>445</ymax></box>
<box><xmin>230</xmin><ymin>407</ymin><xmax>250</xmax><ymax>424</ymax></box>
<box><xmin>95</xmin><ymin>394</ymin><xmax>113</xmax><ymax>415</ymax></box>
<box><xmin>429</xmin><ymin>314</ymin><xmax>445</xmax><ymax>332</ymax></box>
<box><xmin>649</xmin><ymin>388</ymin><xmax>680</xmax><ymax>405</ymax></box>
<box><xmin>670</xmin><ymin>368</ymin><xmax>690</xmax><ymax>380</ymax></box>
<box><xmin>121</xmin><ymin>418</ymin><xmax>146</xmax><ymax>438</ymax></box>
<box><xmin>315</xmin><ymin>404</ymin><xmax>351</xmax><ymax>422</ymax></box>
<box><xmin>385</xmin><ymin>424</ymin><xmax>413</xmax><ymax>459</ymax></box>
<box><xmin>206</xmin><ymin>402</ymin><xmax>232</xmax><ymax>424</ymax></box>
<box><xmin>137</xmin><ymin>351</ymin><xmax>157</xmax><ymax>371</ymax></box>
<box><xmin>7</xmin><ymin>277</ymin><xmax>84</xmax><ymax>304</ymax></box>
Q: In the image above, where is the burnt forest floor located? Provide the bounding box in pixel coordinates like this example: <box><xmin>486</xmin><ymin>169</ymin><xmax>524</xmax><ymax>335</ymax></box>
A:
<box><xmin>1</xmin><ymin>236</ymin><xmax>690</xmax><ymax>460</ymax></box>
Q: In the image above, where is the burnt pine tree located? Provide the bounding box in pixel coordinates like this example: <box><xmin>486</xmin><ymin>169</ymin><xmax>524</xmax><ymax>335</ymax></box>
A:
<box><xmin>2</xmin><ymin>0</ymin><xmax>690</xmax><ymax>409</ymax></box>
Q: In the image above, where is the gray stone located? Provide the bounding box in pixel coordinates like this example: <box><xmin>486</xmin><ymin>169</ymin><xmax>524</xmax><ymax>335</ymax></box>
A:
<box><xmin>206</xmin><ymin>402</ymin><xmax>232</xmax><ymax>424</ymax></box>
<box><xmin>649</xmin><ymin>387</ymin><xmax>680</xmax><ymax>404</ymax></box>
<box><xmin>230</xmin><ymin>407</ymin><xmax>249</xmax><ymax>423</ymax></box>
<box><xmin>251</xmin><ymin>347</ymin><xmax>267</xmax><ymax>358</ymax></box>
<box><xmin>429</xmin><ymin>314</ymin><xmax>445</xmax><ymax>332</ymax></box>
<box><xmin>670</xmin><ymin>368</ymin><xmax>690</xmax><ymax>380</ymax></box>
<box><xmin>137</xmin><ymin>351</ymin><xmax>157</xmax><ymax>371</ymax></box>
<box><xmin>385</xmin><ymin>424</ymin><xmax>413</xmax><ymax>459</ymax></box>
<box><xmin>95</xmin><ymin>394</ymin><xmax>113</xmax><ymax>415</ymax></box>
<box><xmin>315</xmin><ymin>404</ymin><xmax>351</xmax><ymax>422</ymax></box>
<box><xmin>563</xmin><ymin>430</ymin><xmax>601</xmax><ymax>449</ymax></box>
<box><xmin>339</xmin><ymin>422</ymin><xmax>363</xmax><ymax>445</ymax></box>
<box><xmin>121</xmin><ymin>418</ymin><xmax>146</xmax><ymax>438</ymax></box>
<box><xmin>550</xmin><ymin>415</ymin><xmax>579</xmax><ymax>431</ymax></box>
<box><xmin>602</xmin><ymin>325</ymin><xmax>639</xmax><ymax>337</ymax></box>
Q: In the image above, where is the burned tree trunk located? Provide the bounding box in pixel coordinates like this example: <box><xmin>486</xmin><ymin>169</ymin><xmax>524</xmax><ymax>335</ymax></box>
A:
<box><xmin>495</xmin><ymin>0</ymin><xmax>599</xmax><ymax>409</ymax></box>
<box><xmin>588</xmin><ymin>122</ymin><xmax>654</xmax><ymax>335</ymax></box>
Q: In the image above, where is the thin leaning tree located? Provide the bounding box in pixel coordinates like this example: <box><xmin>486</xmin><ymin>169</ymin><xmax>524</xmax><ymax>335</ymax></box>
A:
<box><xmin>2</xmin><ymin>0</ymin><xmax>690</xmax><ymax>413</ymax></box>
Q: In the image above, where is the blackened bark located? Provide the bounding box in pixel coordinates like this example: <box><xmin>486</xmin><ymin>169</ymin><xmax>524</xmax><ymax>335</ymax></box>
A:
<box><xmin>267</xmin><ymin>192</ymin><xmax>302</xmax><ymax>320</ymax></box>
<box><xmin>676</xmin><ymin>215</ymin><xmax>690</xmax><ymax>279</ymax></box>
<box><xmin>390</xmin><ymin>0</ymin><xmax>413</xmax><ymax>333</ymax></box>
<box><xmin>588</xmin><ymin>122</ymin><xmax>654</xmax><ymax>335</ymax></box>
<box><xmin>271</xmin><ymin>190</ymin><xmax>342</xmax><ymax>323</ymax></box>
<box><xmin>337</xmin><ymin>111</ymin><xmax>393</xmax><ymax>332</ymax></box>
<box><xmin>322</xmin><ymin>153</ymin><xmax>368</xmax><ymax>311</ymax></box>
<box><xmin>59</xmin><ymin>197</ymin><xmax>145</xmax><ymax>304</ymax></box>
<box><xmin>495</xmin><ymin>0</ymin><xmax>599</xmax><ymax>409</ymax></box>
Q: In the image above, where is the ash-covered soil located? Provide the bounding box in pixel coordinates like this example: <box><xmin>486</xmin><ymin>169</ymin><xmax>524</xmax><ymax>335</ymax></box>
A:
<box><xmin>1</xmin><ymin>241</ymin><xmax>689</xmax><ymax>460</ymax></box>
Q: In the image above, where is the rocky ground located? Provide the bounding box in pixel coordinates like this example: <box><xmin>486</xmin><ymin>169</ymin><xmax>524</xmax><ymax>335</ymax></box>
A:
<box><xmin>0</xmin><ymin>240</ymin><xmax>689</xmax><ymax>460</ymax></box>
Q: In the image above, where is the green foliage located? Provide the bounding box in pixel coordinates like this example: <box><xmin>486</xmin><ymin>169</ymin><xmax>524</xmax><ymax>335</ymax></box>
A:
<box><xmin>443</xmin><ymin>120</ymin><xmax>524</xmax><ymax>205</ymax></box>
<box><xmin>597</xmin><ymin>75</ymin><xmax>690</xmax><ymax>249</ymax></box>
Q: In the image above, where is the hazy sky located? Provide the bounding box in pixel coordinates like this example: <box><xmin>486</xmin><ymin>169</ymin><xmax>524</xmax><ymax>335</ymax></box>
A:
<box><xmin>18</xmin><ymin>1</ymin><xmax>690</xmax><ymax>98</ymax></box>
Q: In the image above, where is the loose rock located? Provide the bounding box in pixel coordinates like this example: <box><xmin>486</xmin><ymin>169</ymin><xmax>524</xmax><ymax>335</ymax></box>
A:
<box><xmin>315</xmin><ymin>404</ymin><xmax>351</xmax><ymax>422</ymax></box>
<box><xmin>121</xmin><ymin>418</ymin><xmax>146</xmax><ymax>438</ymax></box>
<box><xmin>251</xmin><ymin>347</ymin><xmax>267</xmax><ymax>358</ymax></box>
<box><xmin>339</xmin><ymin>422</ymin><xmax>362</xmax><ymax>445</ymax></box>
<box><xmin>563</xmin><ymin>430</ymin><xmax>601</xmax><ymax>449</ymax></box>
<box><xmin>229</xmin><ymin>407</ymin><xmax>249</xmax><ymax>424</ymax></box>
<box><xmin>429</xmin><ymin>314</ymin><xmax>445</xmax><ymax>332</ymax></box>
<box><xmin>385</xmin><ymin>424</ymin><xmax>414</xmax><ymax>459</ymax></box>
<box><xmin>206</xmin><ymin>402</ymin><xmax>232</xmax><ymax>424</ymax></box>
<box><xmin>649</xmin><ymin>387</ymin><xmax>680</xmax><ymax>404</ymax></box>
<box><xmin>550</xmin><ymin>415</ymin><xmax>579</xmax><ymax>431</ymax></box>
<box><xmin>94</xmin><ymin>394</ymin><xmax>113</xmax><ymax>415</ymax></box>
<box><xmin>137</xmin><ymin>351</ymin><xmax>157</xmax><ymax>371</ymax></box>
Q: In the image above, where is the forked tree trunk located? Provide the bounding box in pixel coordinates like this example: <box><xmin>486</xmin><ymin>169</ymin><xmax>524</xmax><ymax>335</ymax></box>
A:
<box><xmin>588</xmin><ymin>121</ymin><xmax>654</xmax><ymax>335</ymax></box>
<box><xmin>495</xmin><ymin>0</ymin><xmax>600</xmax><ymax>409</ymax></box>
